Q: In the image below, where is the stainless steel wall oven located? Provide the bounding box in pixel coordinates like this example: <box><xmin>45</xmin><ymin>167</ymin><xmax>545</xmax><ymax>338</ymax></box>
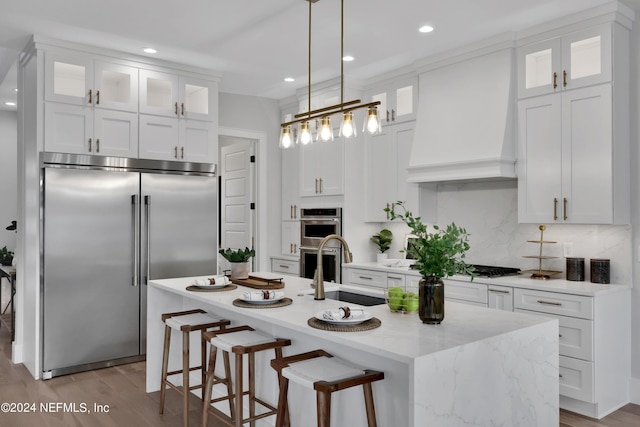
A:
<box><xmin>299</xmin><ymin>208</ymin><xmax>342</xmax><ymax>282</ymax></box>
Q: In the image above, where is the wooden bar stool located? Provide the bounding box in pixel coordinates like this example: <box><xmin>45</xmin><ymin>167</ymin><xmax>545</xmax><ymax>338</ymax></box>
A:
<box><xmin>202</xmin><ymin>325</ymin><xmax>291</xmax><ymax>427</ymax></box>
<box><xmin>270</xmin><ymin>349</ymin><xmax>384</xmax><ymax>427</ymax></box>
<box><xmin>159</xmin><ymin>309</ymin><xmax>232</xmax><ymax>427</ymax></box>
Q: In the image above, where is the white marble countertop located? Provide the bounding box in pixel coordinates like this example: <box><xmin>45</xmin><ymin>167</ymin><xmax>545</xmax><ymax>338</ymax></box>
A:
<box><xmin>345</xmin><ymin>261</ymin><xmax>630</xmax><ymax>297</ymax></box>
<box><xmin>149</xmin><ymin>274</ymin><xmax>555</xmax><ymax>364</ymax></box>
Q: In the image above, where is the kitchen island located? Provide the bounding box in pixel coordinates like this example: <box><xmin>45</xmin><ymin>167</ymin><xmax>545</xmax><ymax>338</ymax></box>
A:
<box><xmin>147</xmin><ymin>275</ymin><xmax>558</xmax><ymax>427</ymax></box>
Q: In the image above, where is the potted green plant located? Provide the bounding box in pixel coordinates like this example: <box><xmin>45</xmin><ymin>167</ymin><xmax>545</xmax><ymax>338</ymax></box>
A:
<box><xmin>386</xmin><ymin>201</ymin><xmax>474</xmax><ymax>324</ymax></box>
<box><xmin>0</xmin><ymin>246</ymin><xmax>14</xmax><ymax>266</ymax></box>
<box><xmin>219</xmin><ymin>247</ymin><xmax>255</xmax><ymax>279</ymax></box>
<box><xmin>370</xmin><ymin>229</ymin><xmax>393</xmax><ymax>262</ymax></box>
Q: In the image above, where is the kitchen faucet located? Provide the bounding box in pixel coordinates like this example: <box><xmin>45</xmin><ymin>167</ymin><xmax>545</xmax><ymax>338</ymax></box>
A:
<box><xmin>313</xmin><ymin>234</ymin><xmax>353</xmax><ymax>300</ymax></box>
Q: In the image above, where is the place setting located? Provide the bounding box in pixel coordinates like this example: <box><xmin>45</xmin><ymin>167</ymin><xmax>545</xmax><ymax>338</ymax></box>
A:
<box><xmin>186</xmin><ymin>275</ymin><xmax>237</xmax><ymax>292</ymax></box>
<box><xmin>308</xmin><ymin>306</ymin><xmax>381</xmax><ymax>332</ymax></box>
<box><xmin>232</xmin><ymin>290</ymin><xmax>293</xmax><ymax>308</ymax></box>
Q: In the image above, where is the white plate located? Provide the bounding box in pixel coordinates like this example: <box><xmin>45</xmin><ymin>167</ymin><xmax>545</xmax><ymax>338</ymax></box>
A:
<box><xmin>240</xmin><ymin>291</ymin><xmax>286</xmax><ymax>304</ymax></box>
<box><xmin>192</xmin><ymin>283</ymin><xmax>228</xmax><ymax>290</ymax></box>
<box><xmin>315</xmin><ymin>310</ymin><xmax>373</xmax><ymax>325</ymax></box>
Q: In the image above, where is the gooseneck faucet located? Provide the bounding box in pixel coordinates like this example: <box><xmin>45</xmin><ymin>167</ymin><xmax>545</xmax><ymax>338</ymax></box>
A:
<box><xmin>313</xmin><ymin>234</ymin><xmax>353</xmax><ymax>300</ymax></box>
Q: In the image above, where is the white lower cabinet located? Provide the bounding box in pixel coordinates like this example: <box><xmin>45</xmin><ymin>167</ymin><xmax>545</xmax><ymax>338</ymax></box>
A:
<box><xmin>487</xmin><ymin>285</ymin><xmax>514</xmax><ymax>311</ymax></box>
<box><xmin>345</xmin><ymin>268</ymin><xmax>388</xmax><ymax>289</ymax></box>
<box><xmin>514</xmin><ymin>287</ymin><xmax>629</xmax><ymax>418</ymax></box>
<box><xmin>270</xmin><ymin>257</ymin><xmax>300</xmax><ymax>277</ymax></box>
<box><xmin>386</xmin><ymin>272</ymin><xmax>406</xmax><ymax>289</ymax></box>
<box><xmin>444</xmin><ymin>280</ymin><xmax>488</xmax><ymax>306</ymax></box>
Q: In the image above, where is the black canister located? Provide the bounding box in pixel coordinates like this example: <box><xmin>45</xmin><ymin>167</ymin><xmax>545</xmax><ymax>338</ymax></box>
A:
<box><xmin>566</xmin><ymin>257</ymin><xmax>585</xmax><ymax>281</ymax></box>
<box><xmin>590</xmin><ymin>258</ymin><xmax>610</xmax><ymax>284</ymax></box>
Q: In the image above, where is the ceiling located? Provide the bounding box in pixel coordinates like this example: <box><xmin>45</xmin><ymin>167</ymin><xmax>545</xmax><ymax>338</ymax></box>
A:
<box><xmin>0</xmin><ymin>0</ymin><xmax>638</xmax><ymax>112</ymax></box>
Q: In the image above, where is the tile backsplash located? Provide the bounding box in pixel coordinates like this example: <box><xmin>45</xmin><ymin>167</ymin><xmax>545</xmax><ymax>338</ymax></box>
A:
<box><xmin>385</xmin><ymin>180</ymin><xmax>631</xmax><ymax>284</ymax></box>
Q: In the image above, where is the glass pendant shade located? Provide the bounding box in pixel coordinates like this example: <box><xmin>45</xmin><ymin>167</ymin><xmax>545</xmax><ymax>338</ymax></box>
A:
<box><xmin>317</xmin><ymin>116</ymin><xmax>334</xmax><ymax>141</ymax></box>
<box><xmin>279</xmin><ymin>125</ymin><xmax>294</xmax><ymax>149</ymax></box>
<box><xmin>339</xmin><ymin>111</ymin><xmax>357</xmax><ymax>138</ymax></box>
<box><xmin>364</xmin><ymin>106</ymin><xmax>382</xmax><ymax>134</ymax></box>
<box><xmin>298</xmin><ymin>121</ymin><xmax>313</xmax><ymax>145</ymax></box>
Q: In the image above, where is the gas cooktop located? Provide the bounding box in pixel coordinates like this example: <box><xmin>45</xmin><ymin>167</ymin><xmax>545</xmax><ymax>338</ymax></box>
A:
<box><xmin>468</xmin><ymin>264</ymin><xmax>521</xmax><ymax>278</ymax></box>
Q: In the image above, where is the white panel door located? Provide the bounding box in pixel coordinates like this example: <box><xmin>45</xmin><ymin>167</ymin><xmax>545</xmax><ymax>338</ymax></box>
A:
<box><xmin>44</xmin><ymin>103</ymin><xmax>92</xmax><ymax>154</ymax></box>
<box><xmin>220</xmin><ymin>141</ymin><xmax>253</xmax><ymax>257</ymax></box>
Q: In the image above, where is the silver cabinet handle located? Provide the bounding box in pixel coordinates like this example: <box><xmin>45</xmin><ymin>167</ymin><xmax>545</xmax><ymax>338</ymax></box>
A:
<box><xmin>132</xmin><ymin>195</ymin><xmax>139</xmax><ymax>287</ymax></box>
<box><xmin>489</xmin><ymin>289</ymin><xmax>510</xmax><ymax>294</ymax></box>
<box><xmin>388</xmin><ymin>275</ymin><xmax>402</xmax><ymax>280</ymax></box>
<box><xmin>96</xmin><ymin>139</ymin><xmax>100</xmax><ymax>153</ymax></box>
<box><xmin>144</xmin><ymin>195</ymin><xmax>151</xmax><ymax>284</ymax></box>
<box><xmin>279</xmin><ymin>264</ymin><xmax>290</xmax><ymax>269</ymax></box>
<box><xmin>359</xmin><ymin>275</ymin><xmax>373</xmax><ymax>280</ymax></box>
<box><xmin>537</xmin><ymin>300</ymin><xmax>562</xmax><ymax>306</ymax></box>
<box><xmin>88</xmin><ymin>138</ymin><xmax>92</xmax><ymax>152</ymax></box>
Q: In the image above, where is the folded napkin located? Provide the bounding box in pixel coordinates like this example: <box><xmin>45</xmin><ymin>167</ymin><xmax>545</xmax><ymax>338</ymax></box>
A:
<box><xmin>194</xmin><ymin>276</ymin><xmax>231</xmax><ymax>286</ymax></box>
<box><xmin>322</xmin><ymin>306</ymin><xmax>365</xmax><ymax>321</ymax></box>
<box><xmin>242</xmin><ymin>290</ymin><xmax>285</xmax><ymax>301</ymax></box>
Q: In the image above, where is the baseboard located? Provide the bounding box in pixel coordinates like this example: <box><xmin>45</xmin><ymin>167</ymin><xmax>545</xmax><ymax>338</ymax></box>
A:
<box><xmin>11</xmin><ymin>341</ymin><xmax>22</xmax><ymax>364</ymax></box>
<box><xmin>630</xmin><ymin>376</ymin><xmax>640</xmax><ymax>404</ymax></box>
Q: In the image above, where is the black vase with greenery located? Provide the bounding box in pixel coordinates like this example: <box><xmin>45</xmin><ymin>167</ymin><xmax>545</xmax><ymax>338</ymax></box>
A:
<box><xmin>386</xmin><ymin>201</ymin><xmax>474</xmax><ymax>324</ymax></box>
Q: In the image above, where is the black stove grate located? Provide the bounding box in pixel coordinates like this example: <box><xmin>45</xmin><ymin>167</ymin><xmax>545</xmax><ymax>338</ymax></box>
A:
<box><xmin>469</xmin><ymin>264</ymin><xmax>521</xmax><ymax>277</ymax></box>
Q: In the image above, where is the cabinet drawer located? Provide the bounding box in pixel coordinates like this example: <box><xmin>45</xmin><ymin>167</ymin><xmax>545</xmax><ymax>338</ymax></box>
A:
<box><xmin>514</xmin><ymin>289</ymin><xmax>593</xmax><ymax>319</ymax></box>
<box><xmin>515</xmin><ymin>309</ymin><xmax>593</xmax><ymax>361</ymax></box>
<box><xmin>559</xmin><ymin>355</ymin><xmax>594</xmax><ymax>403</ymax></box>
<box><xmin>386</xmin><ymin>273</ymin><xmax>406</xmax><ymax>289</ymax></box>
<box><xmin>346</xmin><ymin>269</ymin><xmax>387</xmax><ymax>288</ymax></box>
<box><xmin>444</xmin><ymin>280</ymin><xmax>488</xmax><ymax>304</ymax></box>
<box><xmin>271</xmin><ymin>259</ymin><xmax>299</xmax><ymax>276</ymax></box>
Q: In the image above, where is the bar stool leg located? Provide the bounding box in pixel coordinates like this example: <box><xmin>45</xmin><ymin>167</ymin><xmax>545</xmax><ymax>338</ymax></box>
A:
<box><xmin>317</xmin><ymin>390</ymin><xmax>331</xmax><ymax>427</ymax></box>
<box><xmin>223</xmin><ymin>351</ymin><xmax>235</xmax><ymax>419</ymax></box>
<box><xmin>249</xmin><ymin>352</ymin><xmax>256</xmax><ymax>427</ymax></box>
<box><xmin>363</xmin><ymin>383</ymin><xmax>377</xmax><ymax>427</ymax></box>
<box><xmin>275</xmin><ymin>375</ymin><xmax>289</xmax><ymax>427</ymax></box>
<box><xmin>183</xmin><ymin>330</ymin><xmax>190</xmax><ymax>427</ymax></box>
<box><xmin>159</xmin><ymin>324</ymin><xmax>171</xmax><ymax>414</ymax></box>
<box><xmin>235</xmin><ymin>352</ymin><xmax>244</xmax><ymax>427</ymax></box>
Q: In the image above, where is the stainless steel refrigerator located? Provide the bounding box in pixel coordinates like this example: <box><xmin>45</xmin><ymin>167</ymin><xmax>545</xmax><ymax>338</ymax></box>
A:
<box><xmin>41</xmin><ymin>153</ymin><xmax>217</xmax><ymax>378</ymax></box>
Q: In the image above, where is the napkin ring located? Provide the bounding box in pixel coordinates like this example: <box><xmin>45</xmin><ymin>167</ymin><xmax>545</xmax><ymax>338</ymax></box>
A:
<box><xmin>262</xmin><ymin>290</ymin><xmax>271</xmax><ymax>300</ymax></box>
<box><xmin>339</xmin><ymin>306</ymin><xmax>351</xmax><ymax>319</ymax></box>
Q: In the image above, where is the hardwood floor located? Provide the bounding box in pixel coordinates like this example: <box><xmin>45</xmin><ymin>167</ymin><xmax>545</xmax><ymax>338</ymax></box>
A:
<box><xmin>0</xmin><ymin>324</ymin><xmax>639</xmax><ymax>426</ymax></box>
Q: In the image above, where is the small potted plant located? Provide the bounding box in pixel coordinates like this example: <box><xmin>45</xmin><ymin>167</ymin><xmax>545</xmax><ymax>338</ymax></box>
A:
<box><xmin>370</xmin><ymin>229</ymin><xmax>393</xmax><ymax>262</ymax></box>
<box><xmin>219</xmin><ymin>247</ymin><xmax>255</xmax><ymax>279</ymax></box>
<box><xmin>386</xmin><ymin>201</ymin><xmax>474</xmax><ymax>324</ymax></box>
<box><xmin>0</xmin><ymin>246</ymin><xmax>14</xmax><ymax>266</ymax></box>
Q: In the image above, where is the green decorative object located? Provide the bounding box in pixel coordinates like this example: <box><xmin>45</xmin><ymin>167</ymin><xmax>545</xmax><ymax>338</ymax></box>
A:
<box><xmin>0</xmin><ymin>246</ymin><xmax>14</xmax><ymax>266</ymax></box>
<box><xmin>370</xmin><ymin>229</ymin><xmax>393</xmax><ymax>254</ymax></box>
<box><xmin>218</xmin><ymin>247</ymin><xmax>255</xmax><ymax>263</ymax></box>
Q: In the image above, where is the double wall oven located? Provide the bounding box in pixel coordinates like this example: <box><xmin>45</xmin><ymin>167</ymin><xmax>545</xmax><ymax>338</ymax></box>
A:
<box><xmin>299</xmin><ymin>208</ymin><xmax>342</xmax><ymax>283</ymax></box>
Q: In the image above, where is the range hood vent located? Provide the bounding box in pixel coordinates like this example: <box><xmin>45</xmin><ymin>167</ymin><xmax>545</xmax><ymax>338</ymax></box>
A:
<box><xmin>407</xmin><ymin>48</ymin><xmax>516</xmax><ymax>183</ymax></box>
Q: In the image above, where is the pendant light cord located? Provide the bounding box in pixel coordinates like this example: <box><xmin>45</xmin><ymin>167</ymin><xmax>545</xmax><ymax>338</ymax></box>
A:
<box><xmin>307</xmin><ymin>0</ymin><xmax>312</xmax><ymax>118</ymax></box>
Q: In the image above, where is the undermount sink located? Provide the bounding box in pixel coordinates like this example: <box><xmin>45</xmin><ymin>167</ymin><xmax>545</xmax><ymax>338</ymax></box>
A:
<box><xmin>324</xmin><ymin>290</ymin><xmax>385</xmax><ymax>307</ymax></box>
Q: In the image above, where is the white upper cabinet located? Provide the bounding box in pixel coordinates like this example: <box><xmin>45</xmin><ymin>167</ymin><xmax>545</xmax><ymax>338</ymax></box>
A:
<box><xmin>366</xmin><ymin>76</ymin><xmax>417</xmax><ymax>126</ymax></box>
<box><xmin>518</xmin><ymin>24</ymin><xmax>612</xmax><ymax>98</ymax></box>
<box><xmin>299</xmin><ymin>138</ymin><xmax>344</xmax><ymax>197</ymax></box>
<box><xmin>139</xmin><ymin>70</ymin><xmax>216</xmax><ymax>122</ymax></box>
<box><xmin>45</xmin><ymin>52</ymin><xmax>138</xmax><ymax>112</ymax></box>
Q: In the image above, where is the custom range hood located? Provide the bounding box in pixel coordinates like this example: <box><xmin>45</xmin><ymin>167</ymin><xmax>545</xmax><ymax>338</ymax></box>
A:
<box><xmin>407</xmin><ymin>48</ymin><xmax>516</xmax><ymax>183</ymax></box>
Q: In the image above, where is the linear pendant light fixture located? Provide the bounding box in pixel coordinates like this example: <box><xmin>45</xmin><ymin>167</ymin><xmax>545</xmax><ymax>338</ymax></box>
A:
<box><xmin>279</xmin><ymin>0</ymin><xmax>381</xmax><ymax>148</ymax></box>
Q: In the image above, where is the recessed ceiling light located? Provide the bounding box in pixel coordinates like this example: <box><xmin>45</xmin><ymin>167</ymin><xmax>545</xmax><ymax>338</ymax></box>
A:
<box><xmin>342</xmin><ymin>55</ymin><xmax>354</xmax><ymax>62</ymax></box>
<box><xmin>5</xmin><ymin>101</ymin><xmax>16</xmax><ymax>106</ymax></box>
<box><xmin>143</xmin><ymin>48</ymin><xmax>157</xmax><ymax>54</ymax></box>
<box><xmin>284</xmin><ymin>77</ymin><xmax>295</xmax><ymax>82</ymax></box>
<box><xmin>14</xmin><ymin>88</ymin><xmax>18</xmax><ymax>92</ymax></box>
<box><xmin>419</xmin><ymin>25</ymin><xmax>434</xmax><ymax>33</ymax></box>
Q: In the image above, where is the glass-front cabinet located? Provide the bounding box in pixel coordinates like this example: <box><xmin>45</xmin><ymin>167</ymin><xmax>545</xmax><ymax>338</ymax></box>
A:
<box><xmin>518</xmin><ymin>24</ymin><xmax>612</xmax><ymax>98</ymax></box>
<box><xmin>366</xmin><ymin>75</ymin><xmax>417</xmax><ymax>126</ymax></box>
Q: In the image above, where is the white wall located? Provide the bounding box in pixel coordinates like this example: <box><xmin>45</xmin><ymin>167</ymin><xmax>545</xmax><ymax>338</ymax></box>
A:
<box><xmin>0</xmin><ymin>110</ymin><xmax>17</xmax><ymax>251</ymax></box>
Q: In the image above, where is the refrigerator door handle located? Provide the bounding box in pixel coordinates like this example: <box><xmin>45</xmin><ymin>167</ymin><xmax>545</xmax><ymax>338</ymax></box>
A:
<box><xmin>144</xmin><ymin>195</ymin><xmax>151</xmax><ymax>284</ymax></box>
<box><xmin>132</xmin><ymin>195</ymin><xmax>139</xmax><ymax>287</ymax></box>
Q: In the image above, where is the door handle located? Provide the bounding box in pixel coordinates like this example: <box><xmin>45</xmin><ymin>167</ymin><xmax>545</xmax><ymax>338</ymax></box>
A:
<box><xmin>144</xmin><ymin>195</ymin><xmax>151</xmax><ymax>284</ymax></box>
<box><xmin>132</xmin><ymin>195</ymin><xmax>139</xmax><ymax>287</ymax></box>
